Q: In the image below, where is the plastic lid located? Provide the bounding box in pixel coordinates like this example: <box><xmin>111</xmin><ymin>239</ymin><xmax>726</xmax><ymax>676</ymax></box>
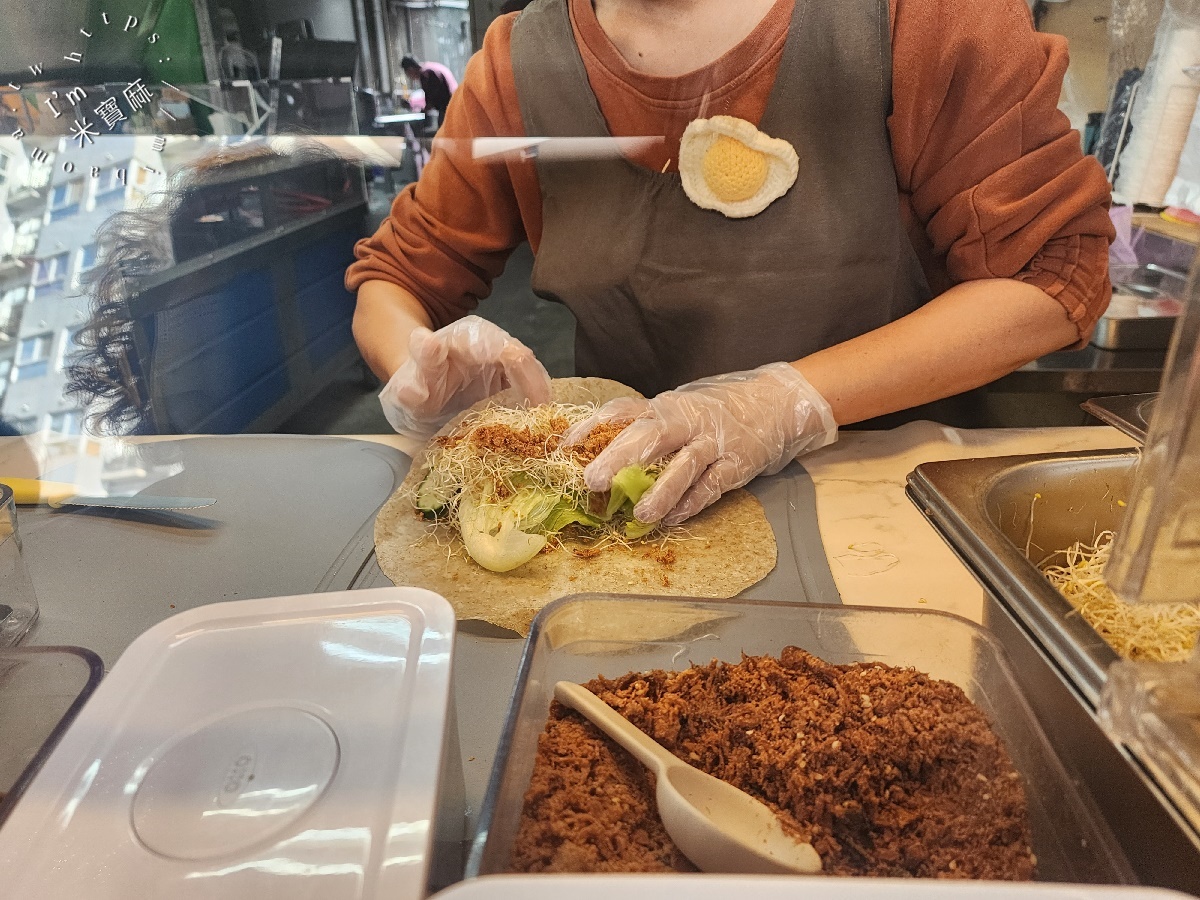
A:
<box><xmin>436</xmin><ymin>876</ymin><xmax>1195</xmax><ymax>899</ymax></box>
<box><xmin>0</xmin><ymin>587</ymin><xmax>455</xmax><ymax>900</ymax></box>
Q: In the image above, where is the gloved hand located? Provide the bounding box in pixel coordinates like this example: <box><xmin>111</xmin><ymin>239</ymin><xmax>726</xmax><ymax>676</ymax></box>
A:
<box><xmin>564</xmin><ymin>363</ymin><xmax>837</xmax><ymax>526</ymax></box>
<box><xmin>380</xmin><ymin>315</ymin><xmax>552</xmax><ymax>442</ymax></box>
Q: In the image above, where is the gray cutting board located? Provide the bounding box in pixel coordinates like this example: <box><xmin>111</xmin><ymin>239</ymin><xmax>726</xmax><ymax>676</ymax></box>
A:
<box><xmin>21</xmin><ymin>436</ymin><xmax>409</xmax><ymax>668</ymax></box>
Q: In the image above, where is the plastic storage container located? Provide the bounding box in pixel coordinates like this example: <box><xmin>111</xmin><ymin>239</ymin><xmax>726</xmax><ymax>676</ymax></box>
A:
<box><xmin>469</xmin><ymin>595</ymin><xmax>1134</xmax><ymax>883</ymax></box>
<box><xmin>0</xmin><ymin>646</ymin><xmax>103</xmax><ymax>821</ymax></box>
<box><xmin>437</xmin><ymin>875</ymin><xmax>1196</xmax><ymax>900</ymax></box>
<box><xmin>1106</xmin><ymin>244</ymin><xmax>1200</xmax><ymax>605</ymax></box>
<box><xmin>0</xmin><ymin>587</ymin><xmax>462</xmax><ymax>899</ymax></box>
<box><xmin>1100</xmin><ymin>655</ymin><xmax>1200</xmax><ymax>838</ymax></box>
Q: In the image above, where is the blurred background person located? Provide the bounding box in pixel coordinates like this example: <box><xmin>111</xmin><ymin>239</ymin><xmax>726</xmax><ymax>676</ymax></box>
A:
<box><xmin>400</xmin><ymin>55</ymin><xmax>458</xmax><ymax>129</ymax></box>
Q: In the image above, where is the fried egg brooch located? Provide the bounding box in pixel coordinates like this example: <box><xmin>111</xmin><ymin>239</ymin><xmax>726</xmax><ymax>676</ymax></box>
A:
<box><xmin>678</xmin><ymin>115</ymin><xmax>799</xmax><ymax>218</ymax></box>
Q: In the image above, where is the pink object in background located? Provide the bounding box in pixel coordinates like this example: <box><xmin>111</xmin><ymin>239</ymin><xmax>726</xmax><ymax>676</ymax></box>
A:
<box><xmin>1163</xmin><ymin>206</ymin><xmax>1200</xmax><ymax>225</ymax></box>
<box><xmin>421</xmin><ymin>61</ymin><xmax>458</xmax><ymax>93</ymax></box>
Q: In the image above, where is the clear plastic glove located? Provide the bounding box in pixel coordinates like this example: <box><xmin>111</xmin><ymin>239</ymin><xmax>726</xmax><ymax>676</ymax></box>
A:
<box><xmin>380</xmin><ymin>315</ymin><xmax>551</xmax><ymax>442</ymax></box>
<box><xmin>564</xmin><ymin>363</ymin><xmax>837</xmax><ymax>526</ymax></box>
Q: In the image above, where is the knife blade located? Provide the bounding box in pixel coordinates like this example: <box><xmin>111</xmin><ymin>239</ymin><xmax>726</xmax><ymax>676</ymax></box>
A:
<box><xmin>0</xmin><ymin>478</ymin><xmax>216</xmax><ymax>510</ymax></box>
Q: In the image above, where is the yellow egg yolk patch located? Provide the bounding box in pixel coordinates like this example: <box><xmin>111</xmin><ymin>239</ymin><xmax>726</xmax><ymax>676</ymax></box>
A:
<box><xmin>701</xmin><ymin>134</ymin><xmax>771</xmax><ymax>204</ymax></box>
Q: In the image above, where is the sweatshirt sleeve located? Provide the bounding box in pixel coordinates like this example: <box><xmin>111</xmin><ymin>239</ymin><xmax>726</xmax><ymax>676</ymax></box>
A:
<box><xmin>345</xmin><ymin>14</ymin><xmax>543</xmax><ymax>328</ymax></box>
<box><xmin>889</xmin><ymin>0</ymin><xmax>1114</xmax><ymax>343</ymax></box>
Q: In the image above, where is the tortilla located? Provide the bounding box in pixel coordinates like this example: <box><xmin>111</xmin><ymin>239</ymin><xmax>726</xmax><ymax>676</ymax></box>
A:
<box><xmin>374</xmin><ymin>377</ymin><xmax>778</xmax><ymax>635</ymax></box>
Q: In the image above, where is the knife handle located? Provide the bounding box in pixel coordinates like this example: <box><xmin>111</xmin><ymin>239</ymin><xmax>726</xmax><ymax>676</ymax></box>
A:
<box><xmin>0</xmin><ymin>478</ymin><xmax>78</xmax><ymax>506</ymax></box>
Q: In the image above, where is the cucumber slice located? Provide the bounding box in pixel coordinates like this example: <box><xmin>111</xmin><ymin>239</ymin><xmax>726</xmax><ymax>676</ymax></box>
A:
<box><xmin>416</xmin><ymin>468</ymin><xmax>457</xmax><ymax>517</ymax></box>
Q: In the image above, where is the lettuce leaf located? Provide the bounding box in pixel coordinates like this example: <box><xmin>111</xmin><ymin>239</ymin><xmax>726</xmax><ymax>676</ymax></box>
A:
<box><xmin>604</xmin><ymin>465</ymin><xmax>658</xmax><ymax>518</ymax></box>
<box><xmin>543</xmin><ymin>501</ymin><xmax>605</xmax><ymax>534</ymax></box>
<box><xmin>458</xmin><ymin>492</ymin><xmax>547</xmax><ymax>573</ymax></box>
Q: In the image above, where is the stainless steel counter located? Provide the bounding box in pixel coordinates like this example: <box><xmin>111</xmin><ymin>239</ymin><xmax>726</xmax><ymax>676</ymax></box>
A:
<box><xmin>907</xmin><ymin>448</ymin><xmax>1200</xmax><ymax>893</ymax></box>
<box><xmin>997</xmin><ymin>346</ymin><xmax>1166</xmax><ymax>396</ymax></box>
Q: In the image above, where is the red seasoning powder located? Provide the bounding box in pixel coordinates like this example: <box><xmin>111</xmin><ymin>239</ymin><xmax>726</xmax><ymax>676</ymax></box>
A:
<box><xmin>510</xmin><ymin>648</ymin><xmax>1036</xmax><ymax>878</ymax></box>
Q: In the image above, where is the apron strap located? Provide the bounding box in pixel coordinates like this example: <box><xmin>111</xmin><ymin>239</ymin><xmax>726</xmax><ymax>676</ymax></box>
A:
<box><xmin>512</xmin><ymin>0</ymin><xmax>611</xmax><ymax>140</ymax></box>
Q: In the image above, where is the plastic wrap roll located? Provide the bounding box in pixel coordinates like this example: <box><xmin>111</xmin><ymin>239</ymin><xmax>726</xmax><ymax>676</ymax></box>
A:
<box><xmin>1114</xmin><ymin>23</ymin><xmax>1200</xmax><ymax>206</ymax></box>
<box><xmin>1108</xmin><ymin>0</ymin><xmax>1167</xmax><ymax>89</ymax></box>
<box><xmin>1164</xmin><ymin>92</ymin><xmax>1200</xmax><ymax>212</ymax></box>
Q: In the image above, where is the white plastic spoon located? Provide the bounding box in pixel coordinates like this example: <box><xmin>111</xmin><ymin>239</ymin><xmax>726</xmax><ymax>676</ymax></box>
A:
<box><xmin>554</xmin><ymin>680</ymin><xmax>822</xmax><ymax>875</ymax></box>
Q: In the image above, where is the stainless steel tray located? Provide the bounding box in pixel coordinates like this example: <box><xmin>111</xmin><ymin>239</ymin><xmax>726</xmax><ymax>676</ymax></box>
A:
<box><xmin>906</xmin><ymin>448</ymin><xmax>1138</xmax><ymax>709</ymax></box>
<box><xmin>906</xmin><ymin>448</ymin><xmax>1200</xmax><ymax>889</ymax></box>
<box><xmin>1082</xmin><ymin>393</ymin><xmax>1158</xmax><ymax>444</ymax></box>
<box><xmin>1091</xmin><ymin>311</ymin><xmax>1179</xmax><ymax>352</ymax></box>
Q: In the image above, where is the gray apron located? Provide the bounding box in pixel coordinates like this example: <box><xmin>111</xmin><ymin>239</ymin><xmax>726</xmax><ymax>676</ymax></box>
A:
<box><xmin>511</xmin><ymin>0</ymin><xmax>935</xmax><ymax>403</ymax></box>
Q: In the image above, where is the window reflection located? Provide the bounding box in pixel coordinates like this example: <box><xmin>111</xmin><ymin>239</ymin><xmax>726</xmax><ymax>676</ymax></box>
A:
<box><xmin>0</xmin><ymin>0</ymin><xmax>526</xmax><ymax>440</ymax></box>
<box><xmin>0</xmin><ymin>113</ymin><xmax>397</xmax><ymax>438</ymax></box>
<box><xmin>88</xmin><ymin>141</ymin><xmax>359</xmax><ymax>435</ymax></box>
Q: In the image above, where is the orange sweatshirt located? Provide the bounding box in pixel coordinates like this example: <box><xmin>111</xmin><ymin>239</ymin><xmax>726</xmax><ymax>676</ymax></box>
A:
<box><xmin>347</xmin><ymin>0</ymin><xmax>1115</xmax><ymax>343</ymax></box>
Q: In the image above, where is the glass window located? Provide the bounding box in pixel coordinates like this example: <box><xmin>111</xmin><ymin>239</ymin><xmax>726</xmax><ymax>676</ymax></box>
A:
<box><xmin>48</xmin><ymin>410</ymin><xmax>82</xmax><ymax>435</ymax></box>
<box><xmin>49</xmin><ymin>180</ymin><xmax>84</xmax><ymax>208</ymax></box>
<box><xmin>96</xmin><ymin>167</ymin><xmax>126</xmax><ymax>196</ymax></box>
<box><xmin>33</xmin><ymin>253</ymin><xmax>69</xmax><ymax>287</ymax></box>
<box><xmin>59</xmin><ymin>326</ymin><xmax>85</xmax><ymax>368</ymax></box>
<box><xmin>0</xmin><ymin>287</ymin><xmax>26</xmax><ymax>338</ymax></box>
<box><xmin>49</xmin><ymin>179</ymin><xmax>84</xmax><ymax>221</ymax></box>
<box><xmin>390</xmin><ymin>0</ymin><xmax>472</xmax><ymax>84</ymax></box>
<box><xmin>16</xmin><ymin>332</ymin><xmax>52</xmax><ymax>364</ymax></box>
<box><xmin>0</xmin><ymin>151</ymin><xmax>11</xmax><ymax>186</ymax></box>
<box><xmin>31</xmin><ymin>282</ymin><xmax>59</xmax><ymax>302</ymax></box>
<box><xmin>11</xmin><ymin>218</ymin><xmax>39</xmax><ymax>258</ymax></box>
<box><xmin>14</xmin><ymin>359</ymin><xmax>49</xmax><ymax>381</ymax></box>
<box><xmin>26</xmin><ymin>153</ymin><xmax>52</xmax><ymax>190</ymax></box>
<box><xmin>74</xmin><ymin>245</ymin><xmax>99</xmax><ymax>286</ymax></box>
<box><xmin>1</xmin><ymin>285</ymin><xmax>27</xmax><ymax>311</ymax></box>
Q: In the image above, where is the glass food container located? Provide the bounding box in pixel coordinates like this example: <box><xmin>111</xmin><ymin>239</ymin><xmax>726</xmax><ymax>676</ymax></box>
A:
<box><xmin>469</xmin><ymin>595</ymin><xmax>1133</xmax><ymax>884</ymax></box>
<box><xmin>0</xmin><ymin>483</ymin><xmax>38</xmax><ymax>647</ymax></box>
<box><xmin>1106</xmin><ymin>243</ymin><xmax>1200</xmax><ymax>606</ymax></box>
<box><xmin>438</xmin><ymin>874</ymin><xmax>1196</xmax><ymax>900</ymax></box>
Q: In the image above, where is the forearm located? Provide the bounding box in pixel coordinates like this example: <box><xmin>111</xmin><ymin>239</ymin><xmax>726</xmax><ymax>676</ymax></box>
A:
<box><xmin>793</xmin><ymin>279</ymin><xmax>1081</xmax><ymax>426</ymax></box>
<box><xmin>352</xmin><ymin>280</ymin><xmax>435</xmax><ymax>381</ymax></box>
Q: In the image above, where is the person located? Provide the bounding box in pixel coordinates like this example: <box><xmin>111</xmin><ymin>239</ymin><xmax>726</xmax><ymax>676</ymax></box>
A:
<box><xmin>349</xmin><ymin>0</ymin><xmax>1114</xmax><ymax>528</ymax></box>
<box><xmin>400</xmin><ymin>55</ymin><xmax>458</xmax><ymax>128</ymax></box>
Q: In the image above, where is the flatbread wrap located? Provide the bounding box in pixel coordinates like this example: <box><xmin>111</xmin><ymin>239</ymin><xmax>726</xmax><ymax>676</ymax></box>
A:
<box><xmin>374</xmin><ymin>377</ymin><xmax>777</xmax><ymax>634</ymax></box>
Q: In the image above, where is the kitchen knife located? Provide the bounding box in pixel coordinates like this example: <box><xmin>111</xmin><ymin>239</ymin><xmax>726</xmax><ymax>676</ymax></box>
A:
<box><xmin>0</xmin><ymin>478</ymin><xmax>216</xmax><ymax>510</ymax></box>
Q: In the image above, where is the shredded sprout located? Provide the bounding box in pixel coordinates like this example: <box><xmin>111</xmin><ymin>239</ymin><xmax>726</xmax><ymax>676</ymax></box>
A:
<box><xmin>405</xmin><ymin>401</ymin><xmax>671</xmax><ymax>546</ymax></box>
<box><xmin>1040</xmin><ymin>532</ymin><xmax>1200</xmax><ymax>662</ymax></box>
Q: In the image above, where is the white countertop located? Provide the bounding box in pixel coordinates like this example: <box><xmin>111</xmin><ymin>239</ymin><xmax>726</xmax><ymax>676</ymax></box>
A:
<box><xmin>798</xmin><ymin>422</ymin><xmax>1138</xmax><ymax>621</ymax></box>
